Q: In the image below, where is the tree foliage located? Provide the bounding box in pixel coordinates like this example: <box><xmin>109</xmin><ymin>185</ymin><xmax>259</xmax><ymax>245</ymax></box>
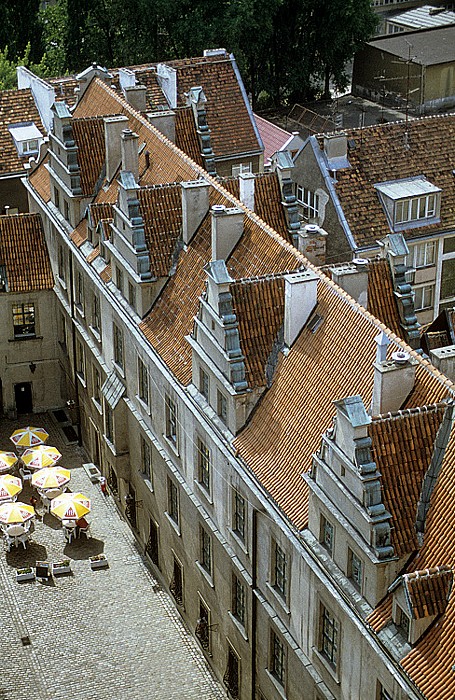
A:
<box><xmin>3</xmin><ymin>0</ymin><xmax>378</xmax><ymax>106</ymax></box>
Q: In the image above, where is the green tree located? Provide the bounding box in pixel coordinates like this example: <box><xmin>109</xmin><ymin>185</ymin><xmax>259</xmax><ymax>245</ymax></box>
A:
<box><xmin>0</xmin><ymin>0</ymin><xmax>43</xmax><ymax>63</ymax></box>
<box><xmin>39</xmin><ymin>0</ymin><xmax>69</xmax><ymax>77</ymax></box>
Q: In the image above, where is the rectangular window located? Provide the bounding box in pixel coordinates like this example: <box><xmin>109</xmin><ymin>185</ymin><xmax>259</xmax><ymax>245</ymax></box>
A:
<box><xmin>170</xmin><ymin>556</ymin><xmax>183</xmax><ymax>605</ymax></box>
<box><xmin>138</xmin><ymin>357</ymin><xmax>149</xmax><ymax>407</ymax></box>
<box><xmin>58</xmin><ymin>245</ymin><xmax>65</xmax><ymax>282</ymax></box>
<box><xmin>378</xmin><ymin>683</ymin><xmax>393</xmax><ymax>700</ymax></box>
<box><xmin>348</xmin><ymin>548</ymin><xmax>362</xmax><ymax>591</ymax></box>
<box><xmin>398</xmin><ymin>606</ymin><xmax>410</xmax><ymax>639</ymax></box>
<box><xmin>93</xmin><ymin>366</ymin><xmax>101</xmax><ymax>404</ymax></box>
<box><xmin>200</xmin><ymin>526</ymin><xmax>212</xmax><ymax>575</ymax></box>
<box><xmin>54</xmin><ymin>186</ymin><xmax>60</xmax><ymax>208</ymax></box>
<box><xmin>441</xmin><ymin>258</ymin><xmax>455</xmax><ymax>302</ymax></box>
<box><xmin>64</xmin><ymin>199</ymin><xmax>70</xmax><ymax>222</ymax></box>
<box><xmin>128</xmin><ymin>280</ymin><xmax>136</xmax><ymax>309</ymax></box>
<box><xmin>414</xmin><ymin>284</ymin><xmax>435</xmax><ymax>311</ymax></box>
<box><xmin>412</xmin><ymin>240</ymin><xmax>436</xmax><ymax>268</ymax></box>
<box><xmin>105</xmin><ymin>403</ymin><xmax>114</xmax><ymax>443</ymax></box>
<box><xmin>232</xmin><ymin>573</ymin><xmax>246</xmax><ymax>626</ymax></box>
<box><xmin>76</xmin><ymin>339</ymin><xmax>85</xmax><ymax>379</ymax></box>
<box><xmin>197</xmin><ymin>438</ymin><xmax>211</xmax><ymax>494</ymax></box>
<box><xmin>167</xmin><ymin>478</ymin><xmax>179</xmax><ymax>525</ymax></box>
<box><xmin>443</xmin><ymin>236</ymin><xmax>455</xmax><ymax>255</ymax></box>
<box><xmin>75</xmin><ymin>270</ymin><xmax>84</xmax><ymax>310</ymax></box>
<box><xmin>113</xmin><ymin>323</ymin><xmax>124</xmax><ymax>369</ymax></box>
<box><xmin>200</xmin><ymin>368</ymin><xmax>209</xmax><ymax>400</ymax></box>
<box><xmin>321</xmin><ymin>515</ymin><xmax>334</xmax><ymax>556</ymax></box>
<box><xmin>395</xmin><ymin>195</ymin><xmax>438</xmax><ymax>225</ymax></box>
<box><xmin>320</xmin><ymin>605</ymin><xmax>338</xmax><ymax>669</ymax></box>
<box><xmin>232</xmin><ymin>489</ymin><xmax>246</xmax><ymax>541</ymax></box>
<box><xmin>217</xmin><ymin>390</ymin><xmax>228</xmax><ymax>423</ymax></box>
<box><xmin>295</xmin><ymin>185</ymin><xmax>319</xmax><ymax>221</ymax></box>
<box><xmin>141</xmin><ymin>435</ymin><xmax>152</xmax><ymax>481</ymax></box>
<box><xmin>12</xmin><ymin>303</ymin><xmax>35</xmax><ymax>338</ymax></box>
<box><xmin>146</xmin><ymin>518</ymin><xmax>159</xmax><ymax>567</ymax></box>
<box><xmin>116</xmin><ymin>266</ymin><xmax>123</xmax><ymax>295</ymax></box>
<box><xmin>196</xmin><ymin>599</ymin><xmax>211</xmax><ymax>651</ymax></box>
<box><xmin>224</xmin><ymin>644</ymin><xmax>240</xmax><ymax>699</ymax></box>
<box><xmin>232</xmin><ymin>162</ymin><xmax>252</xmax><ymax>177</ymax></box>
<box><xmin>270</xmin><ymin>630</ymin><xmax>285</xmax><ymax>686</ymax></box>
<box><xmin>165</xmin><ymin>395</ymin><xmax>178</xmax><ymax>446</ymax></box>
<box><xmin>92</xmin><ymin>294</ymin><xmax>101</xmax><ymax>333</ymax></box>
<box><xmin>273</xmin><ymin>541</ymin><xmax>287</xmax><ymax>599</ymax></box>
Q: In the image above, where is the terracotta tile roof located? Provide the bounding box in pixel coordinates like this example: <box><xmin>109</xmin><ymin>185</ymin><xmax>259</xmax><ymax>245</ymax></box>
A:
<box><xmin>132</xmin><ymin>68</ymin><xmax>168</xmax><ymax>109</ymax></box>
<box><xmin>49</xmin><ymin>76</ymin><xmax>79</xmax><ymax>107</ymax></box>
<box><xmin>100</xmin><ymin>264</ymin><xmax>111</xmax><ymax>282</ymax></box>
<box><xmin>233</xmin><ymin>281</ymin><xmax>453</xmax><ymax>530</ymax></box>
<box><xmin>231</xmin><ymin>276</ymin><xmax>286</xmax><ymax>388</ymax></box>
<box><xmin>369</xmin><ymin>407</ymin><xmax>445</xmax><ymax>559</ymax></box>
<box><xmin>175</xmin><ymin>107</ymin><xmax>204</xmax><ymax>167</ymax></box>
<box><xmin>28</xmin><ymin>155</ymin><xmax>51</xmax><ymax>203</ymax></box>
<box><xmin>0</xmin><ymin>88</ymin><xmax>45</xmax><ymax>176</ymax></box>
<box><xmin>71</xmin><ymin>117</ymin><xmax>106</xmax><ymax>196</ymax></box>
<box><xmin>367</xmin><ymin>259</ymin><xmax>402</xmax><ymax>338</ymax></box>
<box><xmin>138</xmin><ymin>184</ymin><xmax>182</xmax><ymax>278</ymax></box>
<box><xmin>0</xmin><ymin>213</ymin><xmax>53</xmax><ymax>292</ymax></box>
<box><xmin>169</xmin><ymin>55</ymin><xmax>261</xmax><ymax>158</ymax></box>
<box><xmin>86</xmin><ymin>245</ymin><xmax>100</xmax><ymax>264</ymax></box>
<box><xmin>88</xmin><ymin>202</ymin><xmax>114</xmax><ymax>229</ymax></box>
<box><xmin>403</xmin><ymin>567</ymin><xmax>453</xmax><ymax>619</ymax></box>
<box><xmin>71</xmin><ymin>219</ymin><xmax>87</xmax><ymax>247</ymax></box>
<box><xmin>315</xmin><ymin>114</ymin><xmax>455</xmax><ymax>248</ymax></box>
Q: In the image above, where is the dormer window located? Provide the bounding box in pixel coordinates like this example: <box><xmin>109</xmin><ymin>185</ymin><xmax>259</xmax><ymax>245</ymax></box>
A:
<box><xmin>375</xmin><ymin>176</ymin><xmax>441</xmax><ymax>232</ymax></box>
<box><xmin>8</xmin><ymin>122</ymin><xmax>44</xmax><ymax>157</ymax></box>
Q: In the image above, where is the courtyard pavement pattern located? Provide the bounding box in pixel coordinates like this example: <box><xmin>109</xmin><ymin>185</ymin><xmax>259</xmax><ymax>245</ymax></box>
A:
<box><xmin>0</xmin><ymin>412</ymin><xmax>226</xmax><ymax>700</ymax></box>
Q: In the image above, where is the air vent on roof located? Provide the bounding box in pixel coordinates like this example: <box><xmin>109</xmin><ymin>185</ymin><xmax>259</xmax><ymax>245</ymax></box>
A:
<box><xmin>392</xmin><ymin>351</ymin><xmax>410</xmax><ymax>365</ymax></box>
<box><xmin>307</xmin><ymin>313</ymin><xmax>323</xmax><ymax>334</ymax></box>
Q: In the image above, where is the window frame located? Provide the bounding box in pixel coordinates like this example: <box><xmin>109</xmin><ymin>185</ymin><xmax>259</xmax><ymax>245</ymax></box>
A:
<box><xmin>232</xmin><ymin>572</ymin><xmax>246</xmax><ymax>627</ymax></box>
<box><xmin>138</xmin><ymin>357</ymin><xmax>149</xmax><ymax>408</ymax></box>
<box><xmin>295</xmin><ymin>184</ymin><xmax>319</xmax><ymax>221</ymax></box>
<box><xmin>104</xmin><ymin>402</ymin><xmax>114</xmax><ymax>444</ymax></box>
<box><xmin>12</xmin><ymin>302</ymin><xmax>36</xmax><ymax>339</ymax></box>
<box><xmin>167</xmin><ymin>477</ymin><xmax>179</xmax><ymax>525</ymax></box>
<box><xmin>348</xmin><ymin>548</ymin><xmax>363</xmax><ymax>591</ymax></box>
<box><xmin>272</xmin><ymin>540</ymin><xmax>287</xmax><ymax>600</ymax></box>
<box><xmin>320</xmin><ymin>604</ymin><xmax>339</xmax><ymax>670</ymax></box>
<box><xmin>113</xmin><ymin>322</ymin><xmax>124</xmax><ymax>370</ymax></box>
<box><xmin>140</xmin><ymin>435</ymin><xmax>152</xmax><ymax>482</ymax></box>
<box><xmin>321</xmin><ymin>514</ymin><xmax>334</xmax><ymax>556</ymax></box>
<box><xmin>200</xmin><ymin>367</ymin><xmax>210</xmax><ymax>400</ymax></box>
<box><xmin>200</xmin><ymin>525</ymin><xmax>212</xmax><ymax>576</ymax></box>
<box><xmin>217</xmin><ymin>389</ymin><xmax>228</xmax><ymax>423</ymax></box>
<box><xmin>92</xmin><ymin>365</ymin><xmax>101</xmax><ymax>406</ymax></box>
<box><xmin>232</xmin><ymin>488</ymin><xmax>246</xmax><ymax>542</ymax></box>
<box><xmin>269</xmin><ymin>629</ymin><xmax>285</xmax><ymax>686</ymax></box>
<box><xmin>197</xmin><ymin>437</ymin><xmax>211</xmax><ymax>494</ymax></box>
<box><xmin>413</xmin><ymin>283</ymin><xmax>435</xmax><ymax>311</ymax></box>
<box><xmin>165</xmin><ymin>394</ymin><xmax>178</xmax><ymax>447</ymax></box>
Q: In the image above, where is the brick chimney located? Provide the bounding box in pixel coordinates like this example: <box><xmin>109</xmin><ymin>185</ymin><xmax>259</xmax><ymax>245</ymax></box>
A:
<box><xmin>284</xmin><ymin>270</ymin><xmax>319</xmax><ymax>346</ymax></box>
<box><xmin>123</xmin><ymin>84</ymin><xmax>147</xmax><ymax>113</ymax></box>
<box><xmin>181</xmin><ymin>180</ymin><xmax>210</xmax><ymax>244</ymax></box>
<box><xmin>370</xmin><ymin>350</ymin><xmax>417</xmax><ymax>416</ymax></box>
<box><xmin>121</xmin><ymin>128</ymin><xmax>139</xmax><ymax>182</ymax></box>
<box><xmin>211</xmin><ymin>205</ymin><xmax>244</xmax><ymax>261</ymax></box>
<box><xmin>239</xmin><ymin>172</ymin><xmax>255</xmax><ymax>211</ymax></box>
<box><xmin>104</xmin><ymin>115</ymin><xmax>129</xmax><ymax>182</ymax></box>
<box><xmin>298</xmin><ymin>224</ymin><xmax>329</xmax><ymax>267</ymax></box>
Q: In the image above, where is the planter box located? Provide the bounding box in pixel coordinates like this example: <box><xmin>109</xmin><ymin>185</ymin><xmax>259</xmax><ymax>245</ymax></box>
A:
<box><xmin>90</xmin><ymin>555</ymin><xmax>108</xmax><ymax>570</ymax></box>
<box><xmin>52</xmin><ymin>561</ymin><xmax>72</xmax><ymax>576</ymax></box>
<box><xmin>83</xmin><ymin>462</ymin><xmax>102</xmax><ymax>483</ymax></box>
<box><xmin>16</xmin><ymin>569</ymin><xmax>35</xmax><ymax>582</ymax></box>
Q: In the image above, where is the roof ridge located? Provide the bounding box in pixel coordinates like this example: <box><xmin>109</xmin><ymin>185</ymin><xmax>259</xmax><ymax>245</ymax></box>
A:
<box><xmin>231</xmin><ymin>269</ymin><xmax>301</xmax><ymax>286</ymax></box>
<box><xmin>371</xmin><ymin>401</ymin><xmax>450</xmax><ymax>422</ymax></box>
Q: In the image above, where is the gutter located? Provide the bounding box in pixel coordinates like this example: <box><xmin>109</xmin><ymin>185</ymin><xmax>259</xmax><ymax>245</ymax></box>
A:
<box><xmin>310</xmin><ymin>136</ymin><xmax>358</xmax><ymax>252</ymax></box>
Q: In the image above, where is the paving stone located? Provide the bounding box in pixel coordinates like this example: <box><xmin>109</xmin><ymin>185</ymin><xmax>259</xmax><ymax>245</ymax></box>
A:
<box><xmin>0</xmin><ymin>412</ymin><xmax>225</xmax><ymax>700</ymax></box>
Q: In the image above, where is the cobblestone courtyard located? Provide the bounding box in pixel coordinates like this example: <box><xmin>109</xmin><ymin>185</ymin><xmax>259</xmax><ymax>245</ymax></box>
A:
<box><xmin>0</xmin><ymin>412</ymin><xmax>225</xmax><ymax>700</ymax></box>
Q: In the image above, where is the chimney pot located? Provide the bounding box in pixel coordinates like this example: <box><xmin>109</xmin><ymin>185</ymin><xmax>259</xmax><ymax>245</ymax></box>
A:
<box><xmin>392</xmin><ymin>350</ymin><xmax>410</xmax><ymax>365</ymax></box>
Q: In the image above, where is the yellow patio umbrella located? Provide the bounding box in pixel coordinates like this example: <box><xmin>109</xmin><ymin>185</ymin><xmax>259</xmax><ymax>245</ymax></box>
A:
<box><xmin>0</xmin><ymin>474</ymin><xmax>22</xmax><ymax>501</ymax></box>
<box><xmin>0</xmin><ymin>501</ymin><xmax>35</xmax><ymax>524</ymax></box>
<box><xmin>0</xmin><ymin>451</ymin><xmax>18</xmax><ymax>474</ymax></box>
<box><xmin>50</xmin><ymin>493</ymin><xmax>91</xmax><ymax>521</ymax></box>
<box><xmin>21</xmin><ymin>445</ymin><xmax>62</xmax><ymax>470</ymax></box>
<box><xmin>10</xmin><ymin>426</ymin><xmax>49</xmax><ymax>448</ymax></box>
<box><xmin>31</xmin><ymin>466</ymin><xmax>71</xmax><ymax>490</ymax></box>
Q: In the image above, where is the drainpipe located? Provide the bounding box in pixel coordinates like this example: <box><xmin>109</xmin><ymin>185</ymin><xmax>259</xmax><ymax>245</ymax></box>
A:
<box><xmin>251</xmin><ymin>508</ymin><xmax>258</xmax><ymax>700</ymax></box>
<box><xmin>68</xmin><ymin>252</ymin><xmax>82</xmax><ymax>446</ymax></box>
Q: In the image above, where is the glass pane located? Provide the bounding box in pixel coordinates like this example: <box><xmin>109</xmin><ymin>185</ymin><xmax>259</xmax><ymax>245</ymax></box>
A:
<box><xmin>443</xmin><ymin>237</ymin><xmax>455</xmax><ymax>255</ymax></box>
<box><xmin>441</xmin><ymin>259</ymin><xmax>455</xmax><ymax>301</ymax></box>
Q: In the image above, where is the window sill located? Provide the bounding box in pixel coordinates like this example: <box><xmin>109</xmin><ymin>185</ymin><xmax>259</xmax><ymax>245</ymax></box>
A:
<box><xmin>165</xmin><ymin>511</ymin><xmax>181</xmax><ymax>536</ymax></box>
<box><xmin>58</xmin><ymin>276</ymin><xmax>67</xmax><ymax>291</ymax></box>
<box><xmin>195</xmin><ymin>481</ymin><xmax>213</xmax><ymax>505</ymax></box>
<box><xmin>265</xmin><ymin>581</ymin><xmax>291</xmax><ymax>616</ymax></box>
<box><xmin>103</xmin><ymin>435</ymin><xmax>117</xmax><ymax>456</ymax></box>
<box><xmin>75</xmin><ymin>304</ymin><xmax>85</xmax><ymax>319</ymax></box>
<box><xmin>89</xmin><ymin>326</ymin><xmax>102</xmax><ymax>344</ymax></box>
<box><xmin>136</xmin><ymin>395</ymin><xmax>151</xmax><ymax>416</ymax></box>
<box><xmin>312</xmin><ymin>647</ymin><xmax>340</xmax><ymax>685</ymax></box>
<box><xmin>10</xmin><ymin>335</ymin><xmax>41</xmax><ymax>342</ymax></box>
<box><xmin>76</xmin><ymin>373</ymin><xmax>86</xmax><ymax>388</ymax></box>
<box><xmin>195</xmin><ymin>561</ymin><xmax>214</xmax><ymax>588</ymax></box>
<box><xmin>230</xmin><ymin>529</ymin><xmax>248</xmax><ymax>555</ymax></box>
<box><xmin>91</xmin><ymin>397</ymin><xmax>102</xmax><ymax>415</ymax></box>
<box><xmin>140</xmin><ymin>474</ymin><xmax>154</xmax><ymax>492</ymax></box>
<box><xmin>228</xmin><ymin>611</ymin><xmax>248</xmax><ymax>641</ymax></box>
<box><xmin>264</xmin><ymin>670</ymin><xmax>287</xmax><ymax>699</ymax></box>
<box><xmin>113</xmin><ymin>363</ymin><xmax>125</xmax><ymax>379</ymax></box>
<box><xmin>163</xmin><ymin>435</ymin><xmax>179</xmax><ymax>458</ymax></box>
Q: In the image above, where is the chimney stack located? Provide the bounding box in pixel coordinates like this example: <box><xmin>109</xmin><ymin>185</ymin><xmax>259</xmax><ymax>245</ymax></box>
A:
<box><xmin>147</xmin><ymin>110</ymin><xmax>176</xmax><ymax>143</ymax></box>
<box><xmin>211</xmin><ymin>205</ymin><xmax>244</xmax><ymax>261</ymax></box>
<box><xmin>239</xmin><ymin>172</ymin><xmax>255</xmax><ymax>211</ymax></box>
<box><xmin>370</xmin><ymin>350</ymin><xmax>417</xmax><ymax>416</ymax></box>
<box><xmin>298</xmin><ymin>224</ymin><xmax>329</xmax><ymax>267</ymax></box>
<box><xmin>330</xmin><ymin>258</ymin><xmax>369</xmax><ymax>306</ymax></box>
<box><xmin>121</xmin><ymin>128</ymin><xmax>139</xmax><ymax>182</ymax></box>
<box><xmin>181</xmin><ymin>180</ymin><xmax>210</xmax><ymax>244</ymax></box>
<box><xmin>123</xmin><ymin>84</ymin><xmax>147</xmax><ymax>113</ymax></box>
<box><xmin>104</xmin><ymin>115</ymin><xmax>129</xmax><ymax>182</ymax></box>
<box><xmin>324</xmin><ymin>133</ymin><xmax>348</xmax><ymax>163</ymax></box>
<box><xmin>284</xmin><ymin>270</ymin><xmax>319</xmax><ymax>347</ymax></box>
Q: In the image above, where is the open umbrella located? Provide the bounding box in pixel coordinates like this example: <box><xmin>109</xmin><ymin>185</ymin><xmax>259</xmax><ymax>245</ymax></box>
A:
<box><xmin>0</xmin><ymin>474</ymin><xmax>22</xmax><ymax>501</ymax></box>
<box><xmin>21</xmin><ymin>445</ymin><xmax>61</xmax><ymax>469</ymax></box>
<box><xmin>32</xmin><ymin>467</ymin><xmax>71</xmax><ymax>490</ymax></box>
<box><xmin>0</xmin><ymin>451</ymin><xmax>18</xmax><ymax>474</ymax></box>
<box><xmin>10</xmin><ymin>426</ymin><xmax>49</xmax><ymax>448</ymax></box>
<box><xmin>0</xmin><ymin>501</ymin><xmax>35</xmax><ymax>524</ymax></box>
<box><xmin>50</xmin><ymin>492</ymin><xmax>91</xmax><ymax>521</ymax></box>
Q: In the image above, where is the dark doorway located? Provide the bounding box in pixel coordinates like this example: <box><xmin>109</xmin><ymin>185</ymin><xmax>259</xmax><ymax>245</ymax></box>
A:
<box><xmin>146</xmin><ymin>518</ymin><xmax>159</xmax><ymax>568</ymax></box>
<box><xmin>14</xmin><ymin>382</ymin><xmax>32</xmax><ymax>414</ymax></box>
<box><xmin>125</xmin><ymin>484</ymin><xmax>137</xmax><ymax>530</ymax></box>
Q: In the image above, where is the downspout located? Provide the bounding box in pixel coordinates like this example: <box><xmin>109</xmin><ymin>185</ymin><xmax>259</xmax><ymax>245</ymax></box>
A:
<box><xmin>68</xmin><ymin>252</ymin><xmax>82</xmax><ymax>446</ymax></box>
<box><xmin>251</xmin><ymin>508</ymin><xmax>258</xmax><ymax>700</ymax></box>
